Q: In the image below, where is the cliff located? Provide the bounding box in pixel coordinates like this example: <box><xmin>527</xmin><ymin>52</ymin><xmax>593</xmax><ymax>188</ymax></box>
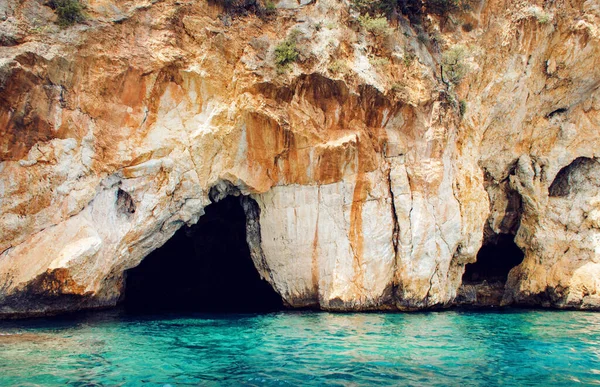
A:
<box><xmin>0</xmin><ymin>0</ymin><xmax>599</xmax><ymax>317</ymax></box>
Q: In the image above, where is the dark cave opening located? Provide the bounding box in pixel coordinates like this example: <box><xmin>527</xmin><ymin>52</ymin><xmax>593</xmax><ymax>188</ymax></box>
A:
<box><xmin>463</xmin><ymin>234</ymin><xmax>525</xmax><ymax>284</ymax></box>
<box><xmin>123</xmin><ymin>195</ymin><xmax>284</xmax><ymax>313</ymax></box>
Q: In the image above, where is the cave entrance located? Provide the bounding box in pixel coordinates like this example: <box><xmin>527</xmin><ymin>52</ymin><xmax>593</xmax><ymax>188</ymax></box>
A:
<box><xmin>463</xmin><ymin>234</ymin><xmax>525</xmax><ymax>284</ymax></box>
<box><xmin>123</xmin><ymin>195</ymin><xmax>283</xmax><ymax>313</ymax></box>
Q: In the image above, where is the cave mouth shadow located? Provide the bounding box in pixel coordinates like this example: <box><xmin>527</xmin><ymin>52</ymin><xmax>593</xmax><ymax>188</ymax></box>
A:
<box><xmin>122</xmin><ymin>195</ymin><xmax>284</xmax><ymax>314</ymax></box>
<box><xmin>463</xmin><ymin>233</ymin><xmax>525</xmax><ymax>285</ymax></box>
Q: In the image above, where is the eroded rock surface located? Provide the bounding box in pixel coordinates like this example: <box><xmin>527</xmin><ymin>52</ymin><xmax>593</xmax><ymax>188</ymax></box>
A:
<box><xmin>0</xmin><ymin>0</ymin><xmax>599</xmax><ymax>317</ymax></box>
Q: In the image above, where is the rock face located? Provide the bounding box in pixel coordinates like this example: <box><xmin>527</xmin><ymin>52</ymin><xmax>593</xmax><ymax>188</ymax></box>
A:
<box><xmin>0</xmin><ymin>0</ymin><xmax>599</xmax><ymax>317</ymax></box>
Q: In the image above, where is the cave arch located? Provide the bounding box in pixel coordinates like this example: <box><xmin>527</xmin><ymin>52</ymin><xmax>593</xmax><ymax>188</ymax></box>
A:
<box><xmin>122</xmin><ymin>195</ymin><xmax>283</xmax><ymax>313</ymax></box>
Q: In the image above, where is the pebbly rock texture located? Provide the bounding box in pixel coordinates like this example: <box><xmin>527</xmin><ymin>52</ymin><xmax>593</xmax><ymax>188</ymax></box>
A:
<box><xmin>0</xmin><ymin>0</ymin><xmax>599</xmax><ymax>317</ymax></box>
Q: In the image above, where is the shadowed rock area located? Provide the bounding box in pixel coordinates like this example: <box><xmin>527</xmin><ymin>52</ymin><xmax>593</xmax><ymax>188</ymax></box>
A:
<box><xmin>456</xmin><ymin>234</ymin><xmax>524</xmax><ymax>307</ymax></box>
<box><xmin>463</xmin><ymin>234</ymin><xmax>524</xmax><ymax>285</ymax></box>
<box><xmin>123</xmin><ymin>196</ymin><xmax>283</xmax><ymax>313</ymax></box>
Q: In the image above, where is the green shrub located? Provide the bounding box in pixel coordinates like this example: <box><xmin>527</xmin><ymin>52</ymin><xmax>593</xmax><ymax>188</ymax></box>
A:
<box><xmin>445</xmin><ymin>91</ymin><xmax>457</xmax><ymax>107</ymax></box>
<box><xmin>525</xmin><ymin>6</ymin><xmax>550</xmax><ymax>24</ymax></box>
<box><xmin>328</xmin><ymin>60</ymin><xmax>348</xmax><ymax>74</ymax></box>
<box><xmin>351</xmin><ymin>0</ymin><xmax>471</xmax><ymax>20</ymax></box>
<box><xmin>459</xmin><ymin>99</ymin><xmax>467</xmax><ymax>117</ymax></box>
<box><xmin>369</xmin><ymin>56</ymin><xmax>390</xmax><ymax>67</ymax></box>
<box><xmin>274</xmin><ymin>32</ymin><xmax>300</xmax><ymax>68</ymax></box>
<box><xmin>403</xmin><ymin>46</ymin><xmax>416</xmax><ymax>67</ymax></box>
<box><xmin>209</xmin><ymin>0</ymin><xmax>262</xmax><ymax>17</ymax></box>
<box><xmin>351</xmin><ymin>0</ymin><xmax>396</xmax><ymax>17</ymax></box>
<box><xmin>29</xmin><ymin>19</ymin><xmax>50</xmax><ymax>34</ymax></box>
<box><xmin>265</xmin><ymin>1</ymin><xmax>276</xmax><ymax>15</ymax></box>
<box><xmin>536</xmin><ymin>12</ymin><xmax>550</xmax><ymax>24</ymax></box>
<box><xmin>49</xmin><ymin>0</ymin><xmax>84</xmax><ymax>27</ymax></box>
<box><xmin>426</xmin><ymin>0</ymin><xmax>472</xmax><ymax>16</ymax></box>
<box><xmin>442</xmin><ymin>44</ymin><xmax>468</xmax><ymax>85</ymax></box>
<box><xmin>358</xmin><ymin>14</ymin><xmax>392</xmax><ymax>36</ymax></box>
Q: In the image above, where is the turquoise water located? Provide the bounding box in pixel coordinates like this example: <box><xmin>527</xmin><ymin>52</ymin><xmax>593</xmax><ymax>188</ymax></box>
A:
<box><xmin>1</xmin><ymin>310</ymin><xmax>600</xmax><ymax>386</ymax></box>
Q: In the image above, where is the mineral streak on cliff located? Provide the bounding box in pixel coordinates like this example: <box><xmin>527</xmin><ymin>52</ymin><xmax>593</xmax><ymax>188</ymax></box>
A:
<box><xmin>0</xmin><ymin>0</ymin><xmax>599</xmax><ymax>317</ymax></box>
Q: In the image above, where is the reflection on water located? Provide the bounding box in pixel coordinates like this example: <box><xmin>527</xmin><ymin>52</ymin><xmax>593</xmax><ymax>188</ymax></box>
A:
<box><xmin>1</xmin><ymin>309</ymin><xmax>600</xmax><ymax>386</ymax></box>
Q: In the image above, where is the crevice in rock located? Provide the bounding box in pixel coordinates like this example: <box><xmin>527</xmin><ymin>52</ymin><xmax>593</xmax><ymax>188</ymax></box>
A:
<box><xmin>498</xmin><ymin>188</ymin><xmax>522</xmax><ymax>235</ymax></box>
<box><xmin>116</xmin><ymin>188</ymin><xmax>136</xmax><ymax>215</ymax></box>
<box><xmin>122</xmin><ymin>195</ymin><xmax>283</xmax><ymax>313</ymax></box>
<box><xmin>546</xmin><ymin>107</ymin><xmax>568</xmax><ymax>118</ymax></box>
<box><xmin>386</xmin><ymin>166</ymin><xmax>399</xmax><ymax>258</ymax></box>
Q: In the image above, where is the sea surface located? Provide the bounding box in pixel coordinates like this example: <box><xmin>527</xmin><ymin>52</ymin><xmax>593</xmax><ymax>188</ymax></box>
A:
<box><xmin>1</xmin><ymin>309</ymin><xmax>600</xmax><ymax>386</ymax></box>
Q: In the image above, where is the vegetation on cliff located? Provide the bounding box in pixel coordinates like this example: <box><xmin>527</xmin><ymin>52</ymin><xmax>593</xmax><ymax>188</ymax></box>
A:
<box><xmin>352</xmin><ymin>0</ymin><xmax>473</xmax><ymax>18</ymax></box>
<box><xmin>274</xmin><ymin>30</ymin><xmax>300</xmax><ymax>68</ymax></box>
<box><xmin>441</xmin><ymin>44</ymin><xmax>468</xmax><ymax>85</ymax></box>
<box><xmin>209</xmin><ymin>0</ymin><xmax>276</xmax><ymax>18</ymax></box>
<box><xmin>48</xmin><ymin>0</ymin><xmax>84</xmax><ymax>27</ymax></box>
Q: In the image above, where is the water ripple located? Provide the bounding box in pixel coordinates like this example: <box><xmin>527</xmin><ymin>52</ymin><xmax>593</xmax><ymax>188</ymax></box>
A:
<box><xmin>1</xmin><ymin>310</ymin><xmax>600</xmax><ymax>386</ymax></box>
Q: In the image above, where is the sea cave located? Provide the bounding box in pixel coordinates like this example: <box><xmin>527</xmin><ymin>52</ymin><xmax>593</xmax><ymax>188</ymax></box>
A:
<box><xmin>122</xmin><ymin>195</ymin><xmax>283</xmax><ymax>313</ymax></box>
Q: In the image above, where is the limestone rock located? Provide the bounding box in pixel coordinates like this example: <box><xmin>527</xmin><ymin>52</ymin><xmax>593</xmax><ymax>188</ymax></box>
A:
<box><xmin>0</xmin><ymin>0</ymin><xmax>599</xmax><ymax>317</ymax></box>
